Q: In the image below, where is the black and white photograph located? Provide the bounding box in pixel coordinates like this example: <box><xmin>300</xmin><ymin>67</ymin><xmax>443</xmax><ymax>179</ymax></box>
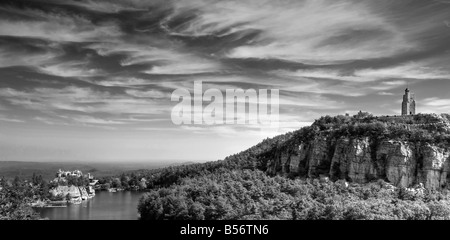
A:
<box><xmin>2</xmin><ymin>0</ymin><xmax>450</xmax><ymax>230</ymax></box>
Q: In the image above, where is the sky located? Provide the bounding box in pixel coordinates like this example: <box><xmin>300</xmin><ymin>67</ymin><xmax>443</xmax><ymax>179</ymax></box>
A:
<box><xmin>1</xmin><ymin>0</ymin><xmax>450</xmax><ymax>163</ymax></box>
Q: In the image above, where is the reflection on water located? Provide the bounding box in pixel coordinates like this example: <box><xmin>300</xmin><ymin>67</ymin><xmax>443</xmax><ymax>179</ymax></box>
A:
<box><xmin>37</xmin><ymin>191</ymin><xmax>143</xmax><ymax>220</ymax></box>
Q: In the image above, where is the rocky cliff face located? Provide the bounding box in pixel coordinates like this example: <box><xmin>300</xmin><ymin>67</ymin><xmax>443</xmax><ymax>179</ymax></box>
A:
<box><xmin>269</xmin><ymin>136</ymin><xmax>450</xmax><ymax>189</ymax></box>
<box><xmin>79</xmin><ymin>186</ymin><xmax>88</xmax><ymax>200</ymax></box>
<box><xmin>49</xmin><ymin>185</ymin><xmax>95</xmax><ymax>202</ymax></box>
<box><xmin>419</xmin><ymin>144</ymin><xmax>450</xmax><ymax>189</ymax></box>
<box><xmin>86</xmin><ymin>186</ymin><xmax>96</xmax><ymax>198</ymax></box>
<box><xmin>50</xmin><ymin>186</ymin><xmax>80</xmax><ymax>199</ymax></box>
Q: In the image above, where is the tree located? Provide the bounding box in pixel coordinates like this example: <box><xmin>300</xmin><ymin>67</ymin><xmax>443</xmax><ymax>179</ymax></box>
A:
<box><xmin>138</xmin><ymin>181</ymin><xmax>147</xmax><ymax>190</ymax></box>
<box><xmin>101</xmin><ymin>183</ymin><xmax>111</xmax><ymax>190</ymax></box>
<box><xmin>120</xmin><ymin>174</ymin><xmax>130</xmax><ymax>189</ymax></box>
<box><xmin>0</xmin><ymin>177</ymin><xmax>41</xmax><ymax>220</ymax></box>
<box><xmin>112</xmin><ymin>178</ymin><xmax>122</xmax><ymax>189</ymax></box>
<box><xmin>188</xmin><ymin>202</ymin><xmax>205</xmax><ymax>220</ymax></box>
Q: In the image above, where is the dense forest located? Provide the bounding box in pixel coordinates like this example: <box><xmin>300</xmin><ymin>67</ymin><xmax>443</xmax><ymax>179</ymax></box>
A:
<box><xmin>138</xmin><ymin>169</ymin><xmax>450</xmax><ymax>220</ymax></box>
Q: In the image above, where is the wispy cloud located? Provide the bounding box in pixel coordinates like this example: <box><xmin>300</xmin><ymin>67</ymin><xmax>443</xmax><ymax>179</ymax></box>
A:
<box><xmin>0</xmin><ymin>45</ymin><xmax>59</xmax><ymax>68</ymax></box>
<box><xmin>0</xmin><ymin>86</ymin><xmax>170</xmax><ymax>121</ymax></box>
<box><xmin>94</xmin><ymin>77</ymin><xmax>151</xmax><ymax>87</ymax></box>
<box><xmin>421</xmin><ymin>98</ymin><xmax>450</xmax><ymax>113</ymax></box>
<box><xmin>125</xmin><ymin>89</ymin><xmax>169</xmax><ymax>99</ymax></box>
<box><xmin>64</xmin><ymin>115</ymin><xmax>127</xmax><ymax>125</ymax></box>
<box><xmin>1</xmin><ymin>0</ymin><xmax>450</xmax><ymax>161</ymax></box>
<box><xmin>0</xmin><ymin>116</ymin><xmax>25</xmax><ymax>123</ymax></box>
<box><xmin>378</xmin><ymin>92</ymin><xmax>394</xmax><ymax>96</ymax></box>
<box><xmin>39</xmin><ymin>61</ymin><xmax>104</xmax><ymax>78</ymax></box>
<box><xmin>0</xmin><ymin>7</ymin><xmax>121</xmax><ymax>42</ymax></box>
<box><xmin>87</xmin><ymin>42</ymin><xmax>222</xmax><ymax>75</ymax></box>
<box><xmin>165</xmin><ymin>0</ymin><xmax>413</xmax><ymax>63</ymax></box>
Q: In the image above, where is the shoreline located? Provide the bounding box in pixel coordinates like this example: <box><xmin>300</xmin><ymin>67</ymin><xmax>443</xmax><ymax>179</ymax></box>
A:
<box><xmin>32</xmin><ymin>188</ymin><xmax>147</xmax><ymax>208</ymax></box>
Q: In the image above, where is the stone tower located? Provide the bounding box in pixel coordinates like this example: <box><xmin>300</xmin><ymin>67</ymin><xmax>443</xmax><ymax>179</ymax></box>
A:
<box><xmin>401</xmin><ymin>88</ymin><xmax>416</xmax><ymax>115</ymax></box>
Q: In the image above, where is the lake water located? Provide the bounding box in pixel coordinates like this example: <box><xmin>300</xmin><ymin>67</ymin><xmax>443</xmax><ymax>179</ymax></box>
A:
<box><xmin>36</xmin><ymin>191</ymin><xmax>144</xmax><ymax>220</ymax></box>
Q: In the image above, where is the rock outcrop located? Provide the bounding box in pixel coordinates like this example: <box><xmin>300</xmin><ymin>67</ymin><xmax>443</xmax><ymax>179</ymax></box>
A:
<box><xmin>268</xmin><ymin>137</ymin><xmax>450</xmax><ymax>189</ymax></box>
<box><xmin>419</xmin><ymin>144</ymin><xmax>450</xmax><ymax>189</ymax></box>
<box><xmin>49</xmin><ymin>185</ymin><xmax>96</xmax><ymax>203</ymax></box>
<box><xmin>330</xmin><ymin>137</ymin><xmax>376</xmax><ymax>183</ymax></box>
<box><xmin>50</xmin><ymin>186</ymin><xmax>81</xmax><ymax>200</ymax></box>
<box><xmin>307</xmin><ymin>137</ymin><xmax>330</xmax><ymax>178</ymax></box>
<box><xmin>86</xmin><ymin>186</ymin><xmax>96</xmax><ymax>198</ymax></box>
<box><xmin>79</xmin><ymin>187</ymin><xmax>88</xmax><ymax>200</ymax></box>
<box><xmin>377</xmin><ymin>141</ymin><xmax>416</xmax><ymax>188</ymax></box>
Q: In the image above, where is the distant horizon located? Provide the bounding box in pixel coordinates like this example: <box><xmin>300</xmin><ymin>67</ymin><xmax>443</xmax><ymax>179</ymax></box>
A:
<box><xmin>0</xmin><ymin>159</ymin><xmax>211</xmax><ymax>164</ymax></box>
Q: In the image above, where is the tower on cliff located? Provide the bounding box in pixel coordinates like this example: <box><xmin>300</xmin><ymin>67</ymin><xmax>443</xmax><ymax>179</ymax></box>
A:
<box><xmin>401</xmin><ymin>88</ymin><xmax>416</xmax><ymax>115</ymax></box>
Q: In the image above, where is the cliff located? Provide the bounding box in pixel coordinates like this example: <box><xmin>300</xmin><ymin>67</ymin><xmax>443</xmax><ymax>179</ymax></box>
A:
<box><xmin>242</xmin><ymin>113</ymin><xmax>450</xmax><ymax>190</ymax></box>
<box><xmin>49</xmin><ymin>185</ymin><xmax>95</xmax><ymax>203</ymax></box>
<box><xmin>50</xmin><ymin>186</ymin><xmax>80</xmax><ymax>199</ymax></box>
<box><xmin>270</xmin><ymin>137</ymin><xmax>449</xmax><ymax>189</ymax></box>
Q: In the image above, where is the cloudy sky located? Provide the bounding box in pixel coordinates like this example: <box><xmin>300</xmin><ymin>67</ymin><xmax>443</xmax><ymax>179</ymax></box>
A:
<box><xmin>1</xmin><ymin>0</ymin><xmax>450</xmax><ymax>163</ymax></box>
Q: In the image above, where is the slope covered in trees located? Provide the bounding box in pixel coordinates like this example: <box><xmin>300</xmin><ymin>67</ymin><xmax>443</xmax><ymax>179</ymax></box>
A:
<box><xmin>138</xmin><ymin>169</ymin><xmax>450</xmax><ymax>220</ymax></box>
<box><xmin>116</xmin><ymin>113</ymin><xmax>450</xmax><ymax>190</ymax></box>
<box><xmin>136</xmin><ymin>113</ymin><xmax>450</xmax><ymax>220</ymax></box>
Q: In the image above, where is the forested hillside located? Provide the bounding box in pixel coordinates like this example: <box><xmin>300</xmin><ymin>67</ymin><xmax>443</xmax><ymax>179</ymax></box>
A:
<box><xmin>138</xmin><ymin>169</ymin><xmax>450</xmax><ymax>220</ymax></box>
<box><xmin>133</xmin><ymin>113</ymin><xmax>450</xmax><ymax>220</ymax></box>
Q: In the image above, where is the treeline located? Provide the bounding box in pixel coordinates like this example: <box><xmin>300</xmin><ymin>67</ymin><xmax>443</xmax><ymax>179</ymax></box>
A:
<box><xmin>311</xmin><ymin>113</ymin><xmax>450</xmax><ymax>140</ymax></box>
<box><xmin>99</xmin><ymin>161</ymin><xmax>247</xmax><ymax>191</ymax></box>
<box><xmin>97</xmin><ymin>173</ymin><xmax>148</xmax><ymax>191</ymax></box>
<box><xmin>107</xmin><ymin>128</ymin><xmax>298</xmax><ymax>190</ymax></box>
<box><xmin>313</xmin><ymin>112</ymin><xmax>450</xmax><ymax>127</ymax></box>
<box><xmin>103</xmin><ymin>137</ymin><xmax>290</xmax><ymax>191</ymax></box>
<box><xmin>138</xmin><ymin>169</ymin><xmax>450</xmax><ymax>220</ymax></box>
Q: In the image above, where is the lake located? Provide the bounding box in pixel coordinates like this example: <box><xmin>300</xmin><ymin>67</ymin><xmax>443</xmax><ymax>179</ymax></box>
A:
<box><xmin>36</xmin><ymin>191</ymin><xmax>144</xmax><ymax>220</ymax></box>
